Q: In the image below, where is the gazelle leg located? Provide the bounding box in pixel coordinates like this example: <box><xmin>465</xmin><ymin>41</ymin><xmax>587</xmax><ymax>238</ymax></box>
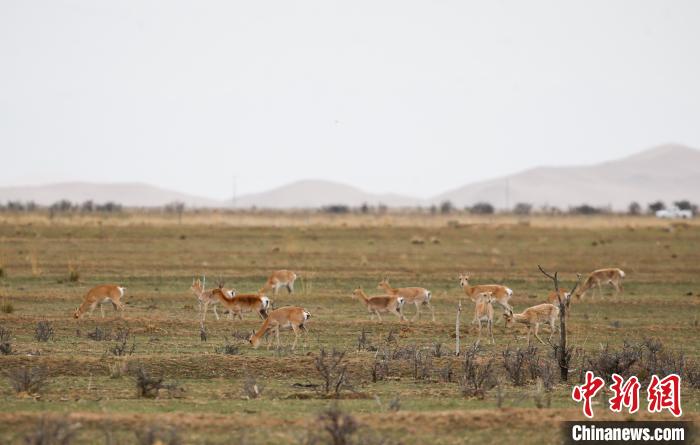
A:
<box><xmin>426</xmin><ymin>302</ymin><xmax>435</xmax><ymax>322</ymax></box>
<box><xmin>212</xmin><ymin>305</ymin><xmax>220</xmax><ymax>321</ymax></box>
<box><xmin>534</xmin><ymin>323</ymin><xmax>546</xmax><ymax>345</ymax></box>
<box><xmin>287</xmin><ymin>283</ymin><xmax>293</xmax><ymax>294</ymax></box>
<box><xmin>488</xmin><ymin>320</ymin><xmax>494</xmax><ymax>344</ymax></box>
<box><xmin>548</xmin><ymin>321</ymin><xmax>556</xmax><ymax>342</ymax></box>
<box><xmin>375</xmin><ymin>310</ymin><xmax>383</xmax><ymax>322</ymax></box>
<box><xmin>412</xmin><ymin>302</ymin><xmax>420</xmax><ymax>321</ymax></box>
<box><xmin>100</xmin><ymin>303</ymin><xmax>105</xmax><ymax>318</ymax></box>
<box><xmin>392</xmin><ymin>308</ymin><xmax>403</xmax><ymax>321</ymax></box>
<box><xmin>291</xmin><ymin>325</ymin><xmax>300</xmax><ymax>350</ymax></box>
<box><xmin>201</xmin><ymin>302</ymin><xmax>209</xmax><ymax>322</ymax></box>
<box><xmin>275</xmin><ymin>325</ymin><xmax>281</xmax><ymax>348</ymax></box>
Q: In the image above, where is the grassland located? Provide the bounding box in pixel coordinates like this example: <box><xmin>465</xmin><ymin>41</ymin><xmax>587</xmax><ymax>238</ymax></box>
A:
<box><xmin>0</xmin><ymin>212</ymin><xmax>698</xmax><ymax>444</ymax></box>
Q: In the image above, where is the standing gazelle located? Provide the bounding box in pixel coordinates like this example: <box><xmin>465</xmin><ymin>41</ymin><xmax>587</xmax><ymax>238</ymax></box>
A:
<box><xmin>576</xmin><ymin>268</ymin><xmax>626</xmax><ymax>299</ymax></box>
<box><xmin>472</xmin><ymin>292</ymin><xmax>496</xmax><ymax>344</ymax></box>
<box><xmin>73</xmin><ymin>284</ymin><xmax>126</xmax><ymax>319</ymax></box>
<box><xmin>249</xmin><ymin>306</ymin><xmax>310</xmax><ymax>350</ymax></box>
<box><xmin>352</xmin><ymin>287</ymin><xmax>406</xmax><ymax>322</ymax></box>
<box><xmin>503</xmin><ymin>303</ymin><xmax>559</xmax><ymax>345</ymax></box>
<box><xmin>190</xmin><ymin>277</ymin><xmax>235</xmax><ymax>320</ymax></box>
<box><xmin>203</xmin><ymin>288</ymin><xmax>270</xmax><ymax>322</ymax></box>
<box><xmin>377</xmin><ymin>278</ymin><xmax>433</xmax><ymax>321</ymax></box>
<box><xmin>260</xmin><ymin>270</ymin><xmax>297</xmax><ymax>295</ymax></box>
<box><xmin>458</xmin><ymin>273</ymin><xmax>513</xmax><ymax>314</ymax></box>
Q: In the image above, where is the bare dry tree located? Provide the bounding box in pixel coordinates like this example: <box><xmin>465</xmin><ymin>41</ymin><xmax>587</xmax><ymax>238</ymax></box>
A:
<box><xmin>537</xmin><ymin>265</ymin><xmax>581</xmax><ymax>382</ymax></box>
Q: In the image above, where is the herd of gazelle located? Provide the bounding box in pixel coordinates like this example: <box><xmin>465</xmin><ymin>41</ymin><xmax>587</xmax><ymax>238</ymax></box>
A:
<box><xmin>72</xmin><ymin>267</ymin><xmax>626</xmax><ymax>348</ymax></box>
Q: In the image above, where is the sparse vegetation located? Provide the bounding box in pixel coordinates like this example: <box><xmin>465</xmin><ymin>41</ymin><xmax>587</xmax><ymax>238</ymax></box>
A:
<box><xmin>0</xmin><ymin>325</ymin><xmax>12</xmax><ymax>355</ymax></box>
<box><xmin>5</xmin><ymin>366</ymin><xmax>47</xmax><ymax>395</ymax></box>
<box><xmin>34</xmin><ymin>320</ymin><xmax>54</xmax><ymax>342</ymax></box>
<box><xmin>315</xmin><ymin>349</ymin><xmax>351</xmax><ymax>397</ymax></box>
<box><xmin>135</xmin><ymin>425</ymin><xmax>182</xmax><ymax>445</ymax></box>
<box><xmin>24</xmin><ymin>417</ymin><xmax>79</xmax><ymax>445</ymax></box>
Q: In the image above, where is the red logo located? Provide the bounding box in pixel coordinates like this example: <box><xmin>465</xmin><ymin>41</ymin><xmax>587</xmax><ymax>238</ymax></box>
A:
<box><xmin>572</xmin><ymin>372</ymin><xmax>683</xmax><ymax>418</ymax></box>
<box><xmin>572</xmin><ymin>371</ymin><xmax>605</xmax><ymax>418</ymax></box>
<box><xmin>647</xmin><ymin>374</ymin><xmax>682</xmax><ymax>417</ymax></box>
<box><xmin>609</xmin><ymin>373</ymin><xmax>641</xmax><ymax>414</ymax></box>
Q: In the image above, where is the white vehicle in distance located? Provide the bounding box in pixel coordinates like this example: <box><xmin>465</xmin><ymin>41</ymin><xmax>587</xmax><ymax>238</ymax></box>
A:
<box><xmin>655</xmin><ymin>206</ymin><xmax>693</xmax><ymax>219</ymax></box>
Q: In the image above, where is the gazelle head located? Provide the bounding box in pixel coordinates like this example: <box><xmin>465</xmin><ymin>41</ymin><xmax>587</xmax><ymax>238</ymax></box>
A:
<box><xmin>190</xmin><ymin>277</ymin><xmax>203</xmax><ymax>294</ymax></box>
<box><xmin>502</xmin><ymin>309</ymin><xmax>514</xmax><ymax>326</ymax></box>
<box><xmin>249</xmin><ymin>330</ymin><xmax>262</xmax><ymax>349</ymax></box>
<box><xmin>351</xmin><ymin>286</ymin><xmax>364</xmax><ymax>298</ymax></box>
<box><xmin>458</xmin><ymin>273</ymin><xmax>470</xmax><ymax>288</ymax></box>
<box><xmin>377</xmin><ymin>277</ymin><xmax>390</xmax><ymax>290</ymax></box>
<box><xmin>477</xmin><ymin>291</ymin><xmax>495</xmax><ymax>304</ymax></box>
<box><xmin>73</xmin><ymin>306</ymin><xmax>83</xmax><ymax>319</ymax></box>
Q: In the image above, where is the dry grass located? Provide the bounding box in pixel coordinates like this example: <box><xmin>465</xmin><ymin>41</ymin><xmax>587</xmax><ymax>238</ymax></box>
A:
<box><xmin>0</xmin><ymin>212</ymin><xmax>698</xmax><ymax>444</ymax></box>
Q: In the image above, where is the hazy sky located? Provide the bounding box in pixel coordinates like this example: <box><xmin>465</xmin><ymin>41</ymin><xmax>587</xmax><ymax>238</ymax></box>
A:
<box><xmin>2</xmin><ymin>1</ymin><xmax>699</xmax><ymax>200</ymax></box>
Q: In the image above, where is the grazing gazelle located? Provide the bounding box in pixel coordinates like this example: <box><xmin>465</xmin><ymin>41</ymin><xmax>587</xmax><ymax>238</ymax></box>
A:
<box><xmin>203</xmin><ymin>288</ymin><xmax>270</xmax><ymax>322</ymax></box>
<box><xmin>352</xmin><ymin>287</ymin><xmax>406</xmax><ymax>322</ymax></box>
<box><xmin>190</xmin><ymin>277</ymin><xmax>236</xmax><ymax>320</ymax></box>
<box><xmin>73</xmin><ymin>284</ymin><xmax>126</xmax><ymax>319</ymax></box>
<box><xmin>576</xmin><ymin>268</ymin><xmax>626</xmax><ymax>299</ymax></box>
<box><xmin>249</xmin><ymin>306</ymin><xmax>311</xmax><ymax>350</ymax></box>
<box><xmin>377</xmin><ymin>278</ymin><xmax>433</xmax><ymax>321</ymax></box>
<box><xmin>260</xmin><ymin>270</ymin><xmax>298</xmax><ymax>295</ymax></box>
<box><xmin>503</xmin><ymin>303</ymin><xmax>559</xmax><ymax>345</ymax></box>
<box><xmin>472</xmin><ymin>292</ymin><xmax>496</xmax><ymax>344</ymax></box>
<box><xmin>458</xmin><ymin>273</ymin><xmax>513</xmax><ymax>313</ymax></box>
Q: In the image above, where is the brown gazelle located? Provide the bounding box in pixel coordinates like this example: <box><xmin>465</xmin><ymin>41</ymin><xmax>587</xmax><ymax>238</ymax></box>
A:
<box><xmin>377</xmin><ymin>278</ymin><xmax>433</xmax><ymax>321</ymax></box>
<box><xmin>352</xmin><ymin>287</ymin><xmax>406</xmax><ymax>322</ymax></box>
<box><xmin>473</xmin><ymin>292</ymin><xmax>496</xmax><ymax>344</ymax></box>
<box><xmin>190</xmin><ymin>277</ymin><xmax>236</xmax><ymax>320</ymax></box>
<box><xmin>203</xmin><ymin>288</ymin><xmax>271</xmax><ymax>322</ymax></box>
<box><xmin>576</xmin><ymin>268</ymin><xmax>626</xmax><ymax>299</ymax></box>
<box><xmin>458</xmin><ymin>273</ymin><xmax>513</xmax><ymax>313</ymax></box>
<box><xmin>73</xmin><ymin>284</ymin><xmax>126</xmax><ymax>319</ymax></box>
<box><xmin>249</xmin><ymin>306</ymin><xmax>310</xmax><ymax>350</ymax></box>
<box><xmin>260</xmin><ymin>270</ymin><xmax>297</xmax><ymax>295</ymax></box>
<box><xmin>504</xmin><ymin>303</ymin><xmax>559</xmax><ymax>345</ymax></box>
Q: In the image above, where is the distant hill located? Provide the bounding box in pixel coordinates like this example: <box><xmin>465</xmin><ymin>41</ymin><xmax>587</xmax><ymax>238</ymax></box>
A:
<box><xmin>3</xmin><ymin>144</ymin><xmax>698</xmax><ymax>210</ymax></box>
<box><xmin>0</xmin><ymin>182</ymin><xmax>221</xmax><ymax>208</ymax></box>
<box><xmin>431</xmin><ymin>144</ymin><xmax>700</xmax><ymax>210</ymax></box>
<box><xmin>233</xmin><ymin>179</ymin><xmax>420</xmax><ymax>208</ymax></box>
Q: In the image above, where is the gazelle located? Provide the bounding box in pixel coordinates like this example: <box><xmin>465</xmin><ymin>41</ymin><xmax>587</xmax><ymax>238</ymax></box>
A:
<box><xmin>203</xmin><ymin>288</ymin><xmax>271</xmax><ymax>322</ymax></box>
<box><xmin>259</xmin><ymin>270</ymin><xmax>297</xmax><ymax>295</ymax></box>
<box><xmin>249</xmin><ymin>306</ymin><xmax>310</xmax><ymax>350</ymax></box>
<box><xmin>503</xmin><ymin>303</ymin><xmax>559</xmax><ymax>345</ymax></box>
<box><xmin>458</xmin><ymin>273</ymin><xmax>513</xmax><ymax>313</ymax></box>
<box><xmin>472</xmin><ymin>292</ymin><xmax>496</xmax><ymax>344</ymax></box>
<box><xmin>547</xmin><ymin>288</ymin><xmax>570</xmax><ymax>304</ymax></box>
<box><xmin>73</xmin><ymin>284</ymin><xmax>126</xmax><ymax>319</ymax></box>
<box><xmin>352</xmin><ymin>287</ymin><xmax>406</xmax><ymax>322</ymax></box>
<box><xmin>190</xmin><ymin>277</ymin><xmax>236</xmax><ymax>320</ymax></box>
<box><xmin>576</xmin><ymin>268</ymin><xmax>626</xmax><ymax>299</ymax></box>
<box><xmin>377</xmin><ymin>278</ymin><xmax>433</xmax><ymax>321</ymax></box>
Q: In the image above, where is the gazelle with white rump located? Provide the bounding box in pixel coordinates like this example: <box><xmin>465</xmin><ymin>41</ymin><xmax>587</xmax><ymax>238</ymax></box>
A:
<box><xmin>472</xmin><ymin>292</ymin><xmax>496</xmax><ymax>344</ymax></box>
<box><xmin>377</xmin><ymin>277</ymin><xmax>433</xmax><ymax>321</ymax></box>
<box><xmin>73</xmin><ymin>284</ymin><xmax>126</xmax><ymax>319</ymax></box>
<box><xmin>458</xmin><ymin>273</ymin><xmax>513</xmax><ymax>314</ymax></box>
<box><xmin>249</xmin><ymin>306</ymin><xmax>311</xmax><ymax>350</ymax></box>
<box><xmin>259</xmin><ymin>270</ymin><xmax>297</xmax><ymax>295</ymax></box>
<box><xmin>190</xmin><ymin>277</ymin><xmax>236</xmax><ymax>320</ymax></box>
<box><xmin>352</xmin><ymin>287</ymin><xmax>406</xmax><ymax>322</ymax></box>
<box><xmin>203</xmin><ymin>288</ymin><xmax>271</xmax><ymax>322</ymax></box>
<box><xmin>503</xmin><ymin>303</ymin><xmax>559</xmax><ymax>345</ymax></box>
<box><xmin>576</xmin><ymin>268</ymin><xmax>626</xmax><ymax>299</ymax></box>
